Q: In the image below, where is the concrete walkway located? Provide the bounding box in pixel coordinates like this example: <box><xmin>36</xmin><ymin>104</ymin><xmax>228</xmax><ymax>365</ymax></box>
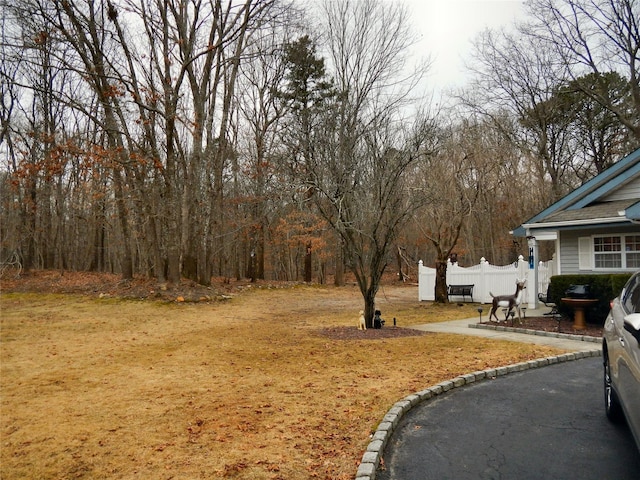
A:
<box><xmin>409</xmin><ymin>308</ymin><xmax>602</xmax><ymax>352</ymax></box>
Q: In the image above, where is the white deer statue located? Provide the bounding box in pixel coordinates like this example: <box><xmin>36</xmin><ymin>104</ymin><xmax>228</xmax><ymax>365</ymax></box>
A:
<box><xmin>489</xmin><ymin>279</ymin><xmax>526</xmax><ymax>324</ymax></box>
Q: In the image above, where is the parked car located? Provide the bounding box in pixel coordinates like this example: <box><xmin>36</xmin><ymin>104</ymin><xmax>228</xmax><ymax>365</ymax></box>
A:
<box><xmin>603</xmin><ymin>270</ymin><xmax>640</xmax><ymax>451</ymax></box>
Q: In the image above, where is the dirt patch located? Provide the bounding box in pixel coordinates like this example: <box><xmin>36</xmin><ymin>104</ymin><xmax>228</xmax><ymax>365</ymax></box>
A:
<box><xmin>0</xmin><ymin>269</ymin><xmax>274</xmax><ymax>301</ymax></box>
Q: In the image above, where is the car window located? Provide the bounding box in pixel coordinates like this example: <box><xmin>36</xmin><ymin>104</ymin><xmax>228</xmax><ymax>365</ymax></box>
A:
<box><xmin>623</xmin><ymin>274</ymin><xmax>640</xmax><ymax>313</ymax></box>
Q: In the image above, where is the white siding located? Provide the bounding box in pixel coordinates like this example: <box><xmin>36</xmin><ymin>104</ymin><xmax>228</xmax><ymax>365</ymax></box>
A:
<box><xmin>559</xmin><ymin>231</ymin><xmax>581</xmax><ymax>273</ymax></box>
<box><xmin>578</xmin><ymin>237</ymin><xmax>593</xmax><ymax>270</ymax></box>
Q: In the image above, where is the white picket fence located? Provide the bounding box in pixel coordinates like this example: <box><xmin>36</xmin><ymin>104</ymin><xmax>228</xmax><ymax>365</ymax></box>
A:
<box><xmin>418</xmin><ymin>255</ymin><xmax>556</xmax><ymax>305</ymax></box>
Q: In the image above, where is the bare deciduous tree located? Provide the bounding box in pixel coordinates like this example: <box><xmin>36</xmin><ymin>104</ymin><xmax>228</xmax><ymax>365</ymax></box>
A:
<box><xmin>413</xmin><ymin>121</ymin><xmax>482</xmax><ymax>303</ymax></box>
<box><xmin>465</xmin><ymin>29</ymin><xmax>577</xmax><ymax>201</ymax></box>
<box><xmin>236</xmin><ymin>15</ymin><xmax>302</xmax><ymax>281</ymax></box>
<box><xmin>526</xmin><ymin>0</ymin><xmax>640</xmax><ymax>144</ymax></box>
<box><xmin>299</xmin><ymin>0</ymin><xmax>430</xmax><ymax>325</ymax></box>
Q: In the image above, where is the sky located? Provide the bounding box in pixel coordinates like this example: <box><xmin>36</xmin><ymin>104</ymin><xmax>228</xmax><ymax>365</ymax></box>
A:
<box><xmin>403</xmin><ymin>0</ymin><xmax>527</xmax><ymax>92</ymax></box>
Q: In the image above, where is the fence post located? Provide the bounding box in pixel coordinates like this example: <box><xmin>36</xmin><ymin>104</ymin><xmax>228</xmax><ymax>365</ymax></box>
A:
<box><xmin>515</xmin><ymin>255</ymin><xmax>529</xmax><ymax>305</ymax></box>
<box><xmin>479</xmin><ymin>257</ymin><xmax>488</xmax><ymax>304</ymax></box>
<box><xmin>527</xmin><ymin>237</ymin><xmax>539</xmax><ymax>309</ymax></box>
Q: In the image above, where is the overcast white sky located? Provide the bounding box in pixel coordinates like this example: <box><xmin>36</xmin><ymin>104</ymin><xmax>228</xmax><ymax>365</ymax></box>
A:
<box><xmin>403</xmin><ymin>0</ymin><xmax>526</xmax><ymax>92</ymax></box>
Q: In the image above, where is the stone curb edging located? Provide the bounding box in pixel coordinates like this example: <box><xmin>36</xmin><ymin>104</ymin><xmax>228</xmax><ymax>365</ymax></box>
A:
<box><xmin>468</xmin><ymin>323</ymin><xmax>603</xmax><ymax>343</ymax></box>
<box><xmin>354</xmin><ymin>348</ymin><xmax>603</xmax><ymax>480</ymax></box>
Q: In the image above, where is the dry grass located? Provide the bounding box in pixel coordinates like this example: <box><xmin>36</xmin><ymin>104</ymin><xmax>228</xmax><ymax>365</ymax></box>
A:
<box><xmin>1</xmin><ymin>283</ymin><xmax>563</xmax><ymax>479</ymax></box>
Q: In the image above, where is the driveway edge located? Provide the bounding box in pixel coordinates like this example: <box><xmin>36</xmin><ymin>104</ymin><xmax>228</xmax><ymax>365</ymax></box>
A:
<box><xmin>354</xmin><ymin>347</ymin><xmax>603</xmax><ymax>480</ymax></box>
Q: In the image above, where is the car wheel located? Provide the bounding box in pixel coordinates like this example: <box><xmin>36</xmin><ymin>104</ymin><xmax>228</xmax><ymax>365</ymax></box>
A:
<box><xmin>604</xmin><ymin>352</ymin><xmax>623</xmax><ymax>423</ymax></box>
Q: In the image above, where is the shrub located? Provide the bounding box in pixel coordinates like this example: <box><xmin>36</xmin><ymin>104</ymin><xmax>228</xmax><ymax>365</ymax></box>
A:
<box><xmin>548</xmin><ymin>273</ymin><xmax>634</xmax><ymax>324</ymax></box>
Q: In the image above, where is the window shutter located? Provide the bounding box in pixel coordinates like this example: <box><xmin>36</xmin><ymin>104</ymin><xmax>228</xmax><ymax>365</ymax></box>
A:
<box><xmin>578</xmin><ymin>237</ymin><xmax>593</xmax><ymax>270</ymax></box>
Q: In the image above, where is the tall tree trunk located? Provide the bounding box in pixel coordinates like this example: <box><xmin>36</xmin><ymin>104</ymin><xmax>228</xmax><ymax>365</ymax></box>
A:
<box><xmin>334</xmin><ymin>241</ymin><xmax>344</xmax><ymax>286</ymax></box>
<box><xmin>304</xmin><ymin>242</ymin><xmax>312</xmax><ymax>282</ymax></box>
<box><xmin>257</xmin><ymin>223</ymin><xmax>265</xmax><ymax>280</ymax></box>
<box><xmin>434</xmin><ymin>257</ymin><xmax>448</xmax><ymax>303</ymax></box>
<box><xmin>363</xmin><ymin>283</ymin><xmax>378</xmax><ymax>329</ymax></box>
<box><xmin>23</xmin><ymin>178</ymin><xmax>37</xmax><ymax>271</ymax></box>
<box><xmin>112</xmin><ymin>167</ymin><xmax>133</xmax><ymax>280</ymax></box>
<box><xmin>396</xmin><ymin>246</ymin><xmax>404</xmax><ymax>282</ymax></box>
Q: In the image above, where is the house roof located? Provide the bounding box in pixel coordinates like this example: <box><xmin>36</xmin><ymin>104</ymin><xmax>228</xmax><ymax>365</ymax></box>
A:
<box><xmin>543</xmin><ymin>198</ymin><xmax>638</xmax><ymax>223</ymax></box>
<box><xmin>513</xmin><ymin>147</ymin><xmax>640</xmax><ymax>237</ymax></box>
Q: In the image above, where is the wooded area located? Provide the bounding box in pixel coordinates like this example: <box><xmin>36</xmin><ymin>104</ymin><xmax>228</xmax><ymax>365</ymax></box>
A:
<box><xmin>1</xmin><ymin>0</ymin><xmax>638</xmax><ymax>313</ymax></box>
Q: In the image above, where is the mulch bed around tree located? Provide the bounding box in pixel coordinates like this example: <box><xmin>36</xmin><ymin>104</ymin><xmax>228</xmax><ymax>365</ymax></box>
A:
<box><xmin>480</xmin><ymin>315</ymin><xmax>603</xmax><ymax>338</ymax></box>
<box><xmin>318</xmin><ymin>326</ymin><xmax>430</xmax><ymax>340</ymax></box>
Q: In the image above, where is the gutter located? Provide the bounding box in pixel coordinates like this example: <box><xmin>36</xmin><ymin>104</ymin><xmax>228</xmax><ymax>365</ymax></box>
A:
<box><xmin>520</xmin><ymin>216</ymin><xmax>630</xmax><ymax>230</ymax></box>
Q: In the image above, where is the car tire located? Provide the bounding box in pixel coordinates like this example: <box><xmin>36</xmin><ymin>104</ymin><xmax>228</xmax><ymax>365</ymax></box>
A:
<box><xmin>604</xmin><ymin>351</ymin><xmax>623</xmax><ymax>423</ymax></box>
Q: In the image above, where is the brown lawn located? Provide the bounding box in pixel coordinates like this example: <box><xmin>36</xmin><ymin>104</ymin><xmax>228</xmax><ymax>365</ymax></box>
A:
<box><xmin>1</xmin><ymin>276</ymin><xmax>564</xmax><ymax>479</ymax></box>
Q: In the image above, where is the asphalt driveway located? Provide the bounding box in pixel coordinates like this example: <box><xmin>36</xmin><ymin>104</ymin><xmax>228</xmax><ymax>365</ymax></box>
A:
<box><xmin>377</xmin><ymin>357</ymin><xmax>640</xmax><ymax>480</ymax></box>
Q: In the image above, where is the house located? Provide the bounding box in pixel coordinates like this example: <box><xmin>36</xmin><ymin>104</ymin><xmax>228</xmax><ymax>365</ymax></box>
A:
<box><xmin>513</xmin><ymin>147</ymin><xmax>640</xmax><ymax>306</ymax></box>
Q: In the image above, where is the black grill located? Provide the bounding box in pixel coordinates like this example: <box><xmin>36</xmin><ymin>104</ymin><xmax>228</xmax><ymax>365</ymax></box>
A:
<box><xmin>565</xmin><ymin>284</ymin><xmax>591</xmax><ymax>299</ymax></box>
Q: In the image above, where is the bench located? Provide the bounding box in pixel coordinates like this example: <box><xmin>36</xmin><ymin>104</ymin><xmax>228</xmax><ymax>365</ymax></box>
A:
<box><xmin>538</xmin><ymin>284</ymin><xmax>559</xmax><ymax>316</ymax></box>
<box><xmin>447</xmin><ymin>284</ymin><xmax>474</xmax><ymax>302</ymax></box>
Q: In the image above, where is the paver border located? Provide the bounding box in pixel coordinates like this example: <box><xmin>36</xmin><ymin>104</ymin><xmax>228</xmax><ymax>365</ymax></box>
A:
<box><xmin>354</xmin><ymin>346</ymin><xmax>603</xmax><ymax>480</ymax></box>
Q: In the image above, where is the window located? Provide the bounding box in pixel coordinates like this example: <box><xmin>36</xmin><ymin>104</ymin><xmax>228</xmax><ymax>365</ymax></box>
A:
<box><xmin>594</xmin><ymin>236</ymin><xmax>622</xmax><ymax>268</ymax></box>
<box><xmin>625</xmin><ymin>235</ymin><xmax>640</xmax><ymax>269</ymax></box>
<box><xmin>590</xmin><ymin>234</ymin><xmax>640</xmax><ymax>270</ymax></box>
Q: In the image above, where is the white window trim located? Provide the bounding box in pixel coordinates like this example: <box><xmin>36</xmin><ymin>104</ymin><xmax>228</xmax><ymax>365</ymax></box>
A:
<box><xmin>581</xmin><ymin>234</ymin><xmax>640</xmax><ymax>271</ymax></box>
